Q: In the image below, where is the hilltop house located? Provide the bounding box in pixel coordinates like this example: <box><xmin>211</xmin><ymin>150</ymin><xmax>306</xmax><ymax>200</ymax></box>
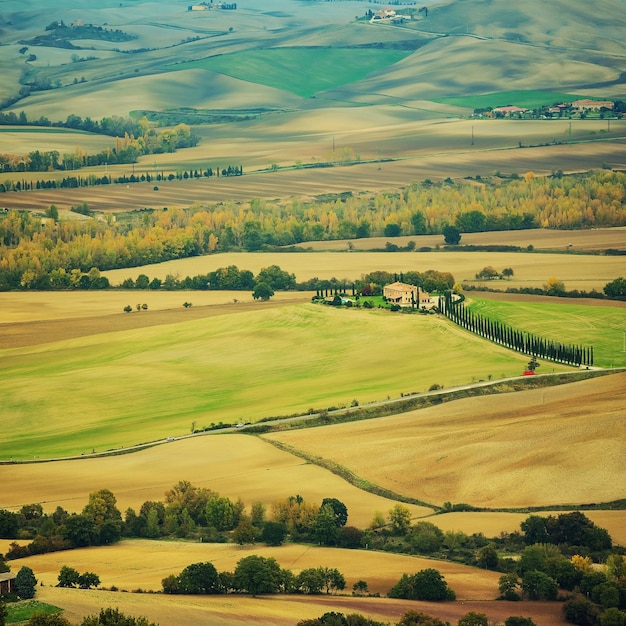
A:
<box><xmin>384</xmin><ymin>281</ymin><xmax>435</xmax><ymax>309</ymax></box>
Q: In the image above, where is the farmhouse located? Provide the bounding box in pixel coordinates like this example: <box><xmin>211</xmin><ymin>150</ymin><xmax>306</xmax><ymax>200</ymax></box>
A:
<box><xmin>0</xmin><ymin>572</ymin><xmax>16</xmax><ymax>596</ymax></box>
<box><xmin>492</xmin><ymin>106</ymin><xmax>528</xmax><ymax>117</ymax></box>
<box><xmin>571</xmin><ymin>99</ymin><xmax>614</xmax><ymax>111</ymax></box>
<box><xmin>384</xmin><ymin>281</ymin><xmax>434</xmax><ymax>309</ymax></box>
<box><xmin>370</xmin><ymin>9</ymin><xmax>411</xmax><ymax>23</ymax></box>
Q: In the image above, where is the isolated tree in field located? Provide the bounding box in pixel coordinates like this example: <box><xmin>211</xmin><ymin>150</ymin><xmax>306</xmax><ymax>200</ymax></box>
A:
<box><xmin>502</xmin><ymin>267</ymin><xmax>514</xmax><ymax>279</ymax></box>
<box><xmin>475</xmin><ymin>266</ymin><xmax>500</xmax><ymax>280</ymax></box>
<box><xmin>58</xmin><ymin>565</ymin><xmax>81</xmax><ymax>587</ymax></box>
<box><xmin>442</xmin><ymin>224</ymin><xmax>461</xmax><ymax>245</ymax></box>
<box><xmin>389</xmin><ymin>568</ymin><xmax>455</xmax><ymax>601</ymax></box>
<box><xmin>252</xmin><ymin>282</ymin><xmax>274</xmax><ymax>301</ymax></box>
<box><xmin>353</xmin><ymin>579</ymin><xmax>369</xmax><ymax>595</ymax></box>
<box><xmin>255</xmin><ymin>265</ymin><xmax>296</xmax><ymax>290</ymax></box>
<box><xmin>15</xmin><ymin>566</ymin><xmax>37</xmax><ymax>599</ymax></box>
<box><xmin>78</xmin><ymin>572</ymin><xmax>100</xmax><ymax>589</ymax></box>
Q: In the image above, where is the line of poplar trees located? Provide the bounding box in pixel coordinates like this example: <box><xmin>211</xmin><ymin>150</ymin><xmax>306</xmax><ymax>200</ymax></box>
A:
<box><xmin>440</xmin><ymin>292</ymin><xmax>593</xmax><ymax>367</ymax></box>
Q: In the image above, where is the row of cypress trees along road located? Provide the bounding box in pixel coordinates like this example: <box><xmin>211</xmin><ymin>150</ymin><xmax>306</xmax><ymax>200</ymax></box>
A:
<box><xmin>439</xmin><ymin>292</ymin><xmax>593</xmax><ymax>367</ymax></box>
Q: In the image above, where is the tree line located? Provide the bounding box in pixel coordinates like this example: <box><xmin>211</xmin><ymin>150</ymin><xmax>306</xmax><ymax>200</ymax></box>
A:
<box><xmin>440</xmin><ymin>292</ymin><xmax>594</xmax><ymax>367</ymax></box>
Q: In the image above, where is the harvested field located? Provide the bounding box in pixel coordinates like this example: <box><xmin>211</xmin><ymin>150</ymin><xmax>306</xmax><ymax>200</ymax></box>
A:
<box><xmin>0</xmin><ymin>435</ymin><xmax>432</xmax><ymax>527</ymax></box>
<box><xmin>100</xmin><ymin>248</ymin><xmax>626</xmax><ymax>293</ymax></box>
<box><xmin>30</xmin><ymin>586</ymin><xmax>569</xmax><ymax>626</ymax></box>
<box><xmin>0</xmin><ymin>291</ymin><xmax>311</xmax><ymax>348</ymax></box>
<box><xmin>428</xmin><ymin>510</ymin><xmax>626</xmax><ymax>547</ymax></box>
<box><xmin>12</xmin><ymin>539</ymin><xmax>501</xmax><ymax>597</ymax></box>
<box><xmin>303</xmin><ymin>228</ymin><xmax>626</xmax><ymax>253</ymax></box>
<box><xmin>264</xmin><ymin>373</ymin><xmax>626</xmax><ymax>509</ymax></box>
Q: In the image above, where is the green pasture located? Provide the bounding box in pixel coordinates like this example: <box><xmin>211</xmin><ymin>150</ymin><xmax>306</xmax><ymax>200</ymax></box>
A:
<box><xmin>434</xmin><ymin>90</ymin><xmax>583</xmax><ymax>110</ymax></box>
<box><xmin>465</xmin><ymin>297</ymin><xmax>626</xmax><ymax>368</ymax></box>
<box><xmin>6</xmin><ymin>600</ymin><xmax>63</xmax><ymax>624</ymax></box>
<box><xmin>0</xmin><ymin>304</ymin><xmax>542</xmax><ymax>460</ymax></box>
<box><xmin>172</xmin><ymin>48</ymin><xmax>411</xmax><ymax>98</ymax></box>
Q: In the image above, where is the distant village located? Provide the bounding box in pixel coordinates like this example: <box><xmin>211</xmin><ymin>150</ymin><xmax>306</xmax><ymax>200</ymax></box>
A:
<box><xmin>476</xmin><ymin>100</ymin><xmax>618</xmax><ymax>119</ymax></box>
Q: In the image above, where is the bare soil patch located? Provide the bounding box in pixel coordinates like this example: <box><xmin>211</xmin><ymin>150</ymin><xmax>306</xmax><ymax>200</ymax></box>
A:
<box><xmin>265</xmin><ymin>373</ymin><xmax>626</xmax><ymax>509</ymax></box>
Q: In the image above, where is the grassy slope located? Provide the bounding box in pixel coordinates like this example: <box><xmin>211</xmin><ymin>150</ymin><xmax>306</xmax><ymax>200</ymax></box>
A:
<box><xmin>0</xmin><ymin>304</ymin><xmax>537</xmax><ymax>459</ymax></box>
<box><xmin>465</xmin><ymin>296</ymin><xmax>626</xmax><ymax>368</ymax></box>
<box><xmin>176</xmin><ymin>49</ymin><xmax>412</xmax><ymax>98</ymax></box>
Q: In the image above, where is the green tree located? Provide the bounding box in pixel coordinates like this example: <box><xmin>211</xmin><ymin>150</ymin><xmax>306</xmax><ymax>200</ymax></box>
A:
<box><xmin>388</xmin><ymin>504</ymin><xmax>411</xmax><ymax>535</ymax></box>
<box><xmin>298</xmin><ymin>567</ymin><xmax>326</xmax><ymax>594</ymax></box>
<box><xmin>603</xmin><ymin>277</ymin><xmax>626</xmax><ymax>298</ymax></box>
<box><xmin>232</xmin><ymin>519</ymin><xmax>256</xmax><ymax>545</ymax></box>
<box><xmin>504</xmin><ymin>618</ymin><xmax>536</xmax><ymax>626</ymax></box>
<box><xmin>521</xmin><ymin>570</ymin><xmax>558</xmax><ymax>600</ymax></box>
<box><xmin>252</xmin><ymin>282</ymin><xmax>274</xmax><ymax>301</ymax></box>
<box><xmin>563</xmin><ymin>595</ymin><xmax>600</xmax><ymax>626</ymax></box>
<box><xmin>442</xmin><ymin>224</ymin><xmax>461</xmax><ymax>245</ymax></box>
<box><xmin>15</xmin><ymin>566</ymin><xmax>37</xmax><ymax>599</ymax></box>
<box><xmin>389</xmin><ymin>568</ymin><xmax>455</xmax><ymax>601</ymax></box>
<box><xmin>58</xmin><ymin>565</ymin><xmax>80</xmax><ymax>587</ymax></box>
<box><xmin>499</xmin><ymin>573</ymin><xmax>521</xmax><ymax>600</ymax></box>
<box><xmin>411</xmin><ymin>211</ymin><xmax>427</xmax><ymax>234</ymax></box>
<box><xmin>178</xmin><ymin>562</ymin><xmax>219</xmax><ymax>594</ymax></box>
<box><xmin>79</xmin><ymin>607</ymin><xmax>158</xmax><ymax>625</ymax></box>
<box><xmin>205</xmin><ymin>495</ymin><xmax>236</xmax><ymax>531</ymax></box>
<box><xmin>384</xmin><ymin>223</ymin><xmax>402</xmax><ymax>237</ymax></box>
<box><xmin>397</xmin><ymin>610</ymin><xmax>449</xmax><ymax>626</ymax></box>
<box><xmin>233</xmin><ymin>555</ymin><xmax>282</xmax><ymax>596</ymax></box>
<box><xmin>313</xmin><ymin>504</ymin><xmax>339</xmax><ymax>546</ymax></box>
<box><xmin>320</xmin><ymin>498</ymin><xmax>348</xmax><ymax>527</ymax></box>
<box><xmin>255</xmin><ymin>265</ymin><xmax>296</xmax><ymax>290</ymax></box>
<box><xmin>600</xmin><ymin>609</ymin><xmax>626</xmax><ymax>626</ymax></box>
<box><xmin>352</xmin><ymin>579</ymin><xmax>368</xmax><ymax>596</ymax></box>
<box><xmin>78</xmin><ymin>572</ymin><xmax>100</xmax><ymax>589</ymax></box>
<box><xmin>0</xmin><ymin>601</ymin><xmax>6</xmax><ymax>626</ymax></box>
<box><xmin>261</xmin><ymin>521</ymin><xmax>287</xmax><ymax>546</ymax></box>
<box><xmin>458</xmin><ymin>612</ymin><xmax>489</xmax><ymax>626</ymax></box>
<box><xmin>476</xmin><ymin>544</ymin><xmax>499</xmax><ymax>569</ymax></box>
<box><xmin>410</xmin><ymin>521</ymin><xmax>444</xmax><ymax>554</ymax></box>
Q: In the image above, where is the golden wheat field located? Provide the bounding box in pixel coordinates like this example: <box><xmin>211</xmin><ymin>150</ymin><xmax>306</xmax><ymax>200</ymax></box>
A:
<box><xmin>0</xmin><ymin>435</ymin><xmax>433</xmax><ymax>527</ymax></box>
<box><xmin>28</xmin><ymin>586</ymin><xmax>569</xmax><ymax>626</ymax></box>
<box><xmin>264</xmin><ymin>373</ymin><xmax>626</xmax><ymax>509</ymax></box>
<box><xmin>100</xmin><ymin>248</ymin><xmax>626</xmax><ymax>293</ymax></box>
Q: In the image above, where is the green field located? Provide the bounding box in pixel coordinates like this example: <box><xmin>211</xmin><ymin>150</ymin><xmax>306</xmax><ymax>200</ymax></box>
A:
<box><xmin>0</xmin><ymin>304</ymin><xmax>542</xmax><ymax>460</ymax></box>
<box><xmin>466</xmin><ymin>297</ymin><xmax>626</xmax><ymax>368</ymax></box>
<box><xmin>434</xmin><ymin>91</ymin><xmax>584</xmax><ymax>110</ymax></box>
<box><xmin>174</xmin><ymin>48</ymin><xmax>412</xmax><ymax>98</ymax></box>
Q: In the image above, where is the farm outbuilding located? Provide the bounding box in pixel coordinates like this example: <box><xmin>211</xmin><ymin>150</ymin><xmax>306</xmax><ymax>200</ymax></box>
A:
<box><xmin>0</xmin><ymin>572</ymin><xmax>16</xmax><ymax>596</ymax></box>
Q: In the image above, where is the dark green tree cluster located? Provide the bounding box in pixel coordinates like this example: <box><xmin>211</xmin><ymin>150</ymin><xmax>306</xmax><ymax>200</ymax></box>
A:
<box><xmin>388</xmin><ymin>568</ymin><xmax>456</xmax><ymax>601</ymax></box>
<box><xmin>57</xmin><ymin>566</ymin><xmax>100</xmax><ymax>589</ymax></box>
<box><xmin>1</xmin><ymin>490</ymin><xmax>122</xmax><ymax>559</ymax></box>
<box><xmin>162</xmin><ymin>556</ymin><xmax>346</xmax><ymax>597</ymax></box>
<box><xmin>441</xmin><ymin>292</ymin><xmax>593</xmax><ymax>367</ymax></box>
